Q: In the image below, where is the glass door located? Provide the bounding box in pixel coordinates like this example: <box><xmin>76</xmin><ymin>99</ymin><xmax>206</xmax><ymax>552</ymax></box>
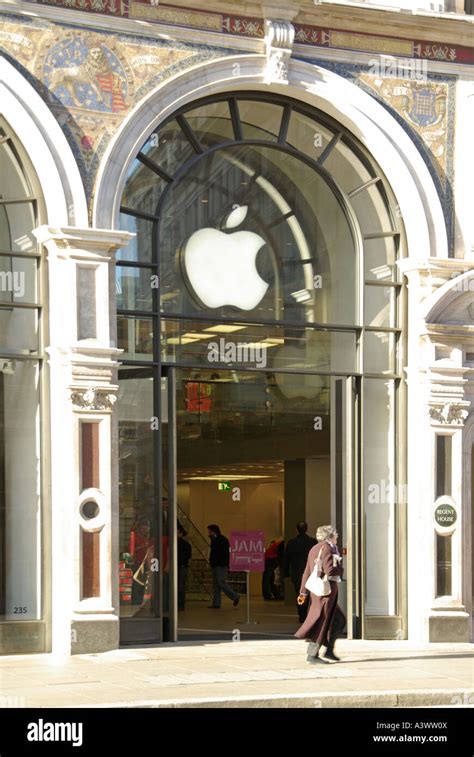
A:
<box><xmin>118</xmin><ymin>366</ymin><xmax>162</xmax><ymax>644</ymax></box>
<box><xmin>119</xmin><ymin>366</ymin><xmax>359</xmax><ymax>644</ymax></box>
<box><xmin>162</xmin><ymin>366</ymin><xmax>340</xmax><ymax>642</ymax></box>
<box><xmin>118</xmin><ymin>366</ymin><xmax>179</xmax><ymax>644</ymax></box>
<box><xmin>331</xmin><ymin>376</ymin><xmax>360</xmax><ymax>639</ymax></box>
<box><xmin>163</xmin><ymin>368</ymin><xmax>178</xmax><ymax>642</ymax></box>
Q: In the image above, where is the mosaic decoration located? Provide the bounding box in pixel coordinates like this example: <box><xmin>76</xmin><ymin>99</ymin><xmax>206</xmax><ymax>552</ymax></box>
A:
<box><xmin>360</xmin><ymin>74</ymin><xmax>455</xmax><ymax>251</ymax></box>
<box><xmin>44</xmin><ymin>35</ymin><xmax>131</xmax><ymax>112</ymax></box>
<box><xmin>30</xmin><ymin>0</ymin><xmax>474</xmax><ymax>64</ymax></box>
<box><xmin>303</xmin><ymin>57</ymin><xmax>456</xmax><ymax>253</ymax></box>
<box><xmin>359</xmin><ymin>76</ymin><xmax>450</xmax><ymax>180</ymax></box>
<box><xmin>0</xmin><ymin>13</ymin><xmax>229</xmax><ymax>202</ymax></box>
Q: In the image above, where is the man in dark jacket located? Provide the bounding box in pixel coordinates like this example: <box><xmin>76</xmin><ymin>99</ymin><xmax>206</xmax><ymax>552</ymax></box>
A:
<box><xmin>207</xmin><ymin>524</ymin><xmax>240</xmax><ymax>609</ymax></box>
<box><xmin>285</xmin><ymin>522</ymin><xmax>316</xmax><ymax>622</ymax></box>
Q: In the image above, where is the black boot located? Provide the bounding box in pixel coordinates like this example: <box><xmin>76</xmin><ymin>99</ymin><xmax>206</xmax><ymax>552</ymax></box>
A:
<box><xmin>322</xmin><ymin>639</ymin><xmax>340</xmax><ymax>662</ymax></box>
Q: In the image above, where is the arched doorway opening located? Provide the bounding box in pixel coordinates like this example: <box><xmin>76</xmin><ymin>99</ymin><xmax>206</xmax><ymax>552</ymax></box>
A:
<box><xmin>116</xmin><ymin>91</ymin><xmax>407</xmax><ymax>643</ymax></box>
<box><xmin>0</xmin><ymin>117</ymin><xmax>46</xmax><ymax>653</ymax></box>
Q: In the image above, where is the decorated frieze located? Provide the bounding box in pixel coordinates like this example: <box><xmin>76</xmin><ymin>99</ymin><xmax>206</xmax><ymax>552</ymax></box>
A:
<box><xmin>28</xmin><ymin>0</ymin><xmax>474</xmax><ymax>64</ymax></box>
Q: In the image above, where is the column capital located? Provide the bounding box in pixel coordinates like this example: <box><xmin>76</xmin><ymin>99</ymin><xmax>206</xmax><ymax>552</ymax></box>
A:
<box><xmin>428</xmin><ymin>401</ymin><xmax>471</xmax><ymax>427</ymax></box>
<box><xmin>33</xmin><ymin>226</ymin><xmax>134</xmax><ymax>260</ymax></box>
<box><xmin>70</xmin><ymin>387</ymin><xmax>118</xmax><ymax>413</ymax></box>
<box><xmin>398</xmin><ymin>257</ymin><xmax>474</xmax><ymax>281</ymax></box>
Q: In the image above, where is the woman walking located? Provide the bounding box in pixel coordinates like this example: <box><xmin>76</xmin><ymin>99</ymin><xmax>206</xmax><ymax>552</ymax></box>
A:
<box><xmin>295</xmin><ymin>525</ymin><xmax>346</xmax><ymax>664</ymax></box>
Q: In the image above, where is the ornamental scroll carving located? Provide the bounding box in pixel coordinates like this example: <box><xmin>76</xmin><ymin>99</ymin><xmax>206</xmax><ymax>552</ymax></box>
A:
<box><xmin>429</xmin><ymin>403</ymin><xmax>470</xmax><ymax>426</ymax></box>
<box><xmin>71</xmin><ymin>387</ymin><xmax>117</xmax><ymax>411</ymax></box>
<box><xmin>264</xmin><ymin>19</ymin><xmax>295</xmax><ymax>85</ymax></box>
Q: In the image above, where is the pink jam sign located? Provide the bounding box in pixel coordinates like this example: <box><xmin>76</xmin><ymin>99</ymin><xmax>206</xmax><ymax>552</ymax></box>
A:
<box><xmin>229</xmin><ymin>531</ymin><xmax>265</xmax><ymax>572</ymax></box>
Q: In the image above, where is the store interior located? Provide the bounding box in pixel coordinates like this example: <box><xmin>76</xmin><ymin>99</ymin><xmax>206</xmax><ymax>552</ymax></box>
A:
<box><xmin>118</xmin><ymin>367</ymin><xmax>335</xmax><ymax>639</ymax></box>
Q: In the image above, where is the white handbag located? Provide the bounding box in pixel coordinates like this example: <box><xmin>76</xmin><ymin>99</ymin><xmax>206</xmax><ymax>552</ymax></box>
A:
<box><xmin>305</xmin><ymin>553</ymin><xmax>331</xmax><ymax>597</ymax></box>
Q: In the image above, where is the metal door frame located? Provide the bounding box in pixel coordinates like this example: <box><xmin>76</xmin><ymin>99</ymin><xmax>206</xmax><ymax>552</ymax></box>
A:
<box><xmin>121</xmin><ymin>366</ymin><xmax>360</xmax><ymax>645</ymax></box>
<box><xmin>331</xmin><ymin>375</ymin><xmax>361</xmax><ymax>639</ymax></box>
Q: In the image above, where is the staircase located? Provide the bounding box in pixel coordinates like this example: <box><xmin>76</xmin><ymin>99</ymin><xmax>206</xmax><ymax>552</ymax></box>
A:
<box><xmin>178</xmin><ymin>506</ymin><xmax>213</xmax><ymax>601</ymax></box>
<box><xmin>186</xmin><ymin>558</ymin><xmax>214</xmax><ymax>601</ymax></box>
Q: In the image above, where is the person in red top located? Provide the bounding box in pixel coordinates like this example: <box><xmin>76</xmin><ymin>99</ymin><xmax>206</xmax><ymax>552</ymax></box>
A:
<box><xmin>130</xmin><ymin>517</ymin><xmax>154</xmax><ymax>606</ymax></box>
<box><xmin>262</xmin><ymin>538</ymin><xmax>283</xmax><ymax>600</ymax></box>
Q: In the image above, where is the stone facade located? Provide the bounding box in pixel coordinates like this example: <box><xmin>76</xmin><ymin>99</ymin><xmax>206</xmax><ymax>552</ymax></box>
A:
<box><xmin>0</xmin><ymin>0</ymin><xmax>472</xmax><ymax>653</ymax></box>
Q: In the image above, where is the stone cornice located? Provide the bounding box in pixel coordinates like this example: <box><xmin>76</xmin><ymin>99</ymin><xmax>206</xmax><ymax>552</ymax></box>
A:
<box><xmin>2</xmin><ymin>1</ymin><xmax>473</xmax><ymax>65</ymax></box>
<box><xmin>45</xmin><ymin>345</ymin><xmax>123</xmax><ymax>378</ymax></box>
<box><xmin>399</xmin><ymin>258</ymin><xmax>474</xmax><ymax>278</ymax></box>
<box><xmin>134</xmin><ymin>1</ymin><xmax>474</xmax><ymax>44</ymax></box>
<box><xmin>70</xmin><ymin>345</ymin><xmax>123</xmax><ymax>358</ymax></box>
<box><xmin>427</xmin><ymin>372</ymin><xmax>469</xmax><ymax>396</ymax></box>
<box><xmin>427</xmin><ymin>364</ymin><xmax>471</xmax><ymax>377</ymax></box>
<box><xmin>33</xmin><ymin>225</ymin><xmax>134</xmax><ymax>262</ymax></box>
<box><xmin>423</xmin><ymin>324</ymin><xmax>474</xmax><ymax>340</ymax></box>
<box><xmin>33</xmin><ymin>226</ymin><xmax>134</xmax><ymax>251</ymax></box>
<box><xmin>400</xmin><ymin>260</ymin><xmax>474</xmax><ymax>310</ymax></box>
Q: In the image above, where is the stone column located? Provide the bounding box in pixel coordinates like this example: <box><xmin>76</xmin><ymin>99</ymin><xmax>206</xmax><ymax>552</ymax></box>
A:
<box><xmin>426</xmin><ymin>352</ymin><xmax>470</xmax><ymax>641</ymax></box>
<box><xmin>34</xmin><ymin>226</ymin><xmax>133</xmax><ymax>655</ymax></box>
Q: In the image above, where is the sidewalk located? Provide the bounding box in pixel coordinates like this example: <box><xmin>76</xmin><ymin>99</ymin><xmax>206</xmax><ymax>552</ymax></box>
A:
<box><xmin>1</xmin><ymin>640</ymin><xmax>473</xmax><ymax>708</ymax></box>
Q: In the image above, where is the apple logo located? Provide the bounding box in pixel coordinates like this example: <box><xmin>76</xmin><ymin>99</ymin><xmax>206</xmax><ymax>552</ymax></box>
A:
<box><xmin>180</xmin><ymin>205</ymin><xmax>269</xmax><ymax>311</ymax></box>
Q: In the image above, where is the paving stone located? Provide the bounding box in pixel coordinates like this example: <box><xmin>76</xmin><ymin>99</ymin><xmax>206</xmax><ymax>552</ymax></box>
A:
<box><xmin>2</xmin><ymin>639</ymin><xmax>472</xmax><ymax>709</ymax></box>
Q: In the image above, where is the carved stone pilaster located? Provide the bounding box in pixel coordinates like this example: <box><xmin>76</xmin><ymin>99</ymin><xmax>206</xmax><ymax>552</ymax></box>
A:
<box><xmin>264</xmin><ymin>19</ymin><xmax>294</xmax><ymax>84</ymax></box>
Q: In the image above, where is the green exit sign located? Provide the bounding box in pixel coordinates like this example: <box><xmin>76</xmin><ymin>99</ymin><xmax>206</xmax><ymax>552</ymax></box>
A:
<box><xmin>218</xmin><ymin>482</ymin><xmax>231</xmax><ymax>491</ymax></box>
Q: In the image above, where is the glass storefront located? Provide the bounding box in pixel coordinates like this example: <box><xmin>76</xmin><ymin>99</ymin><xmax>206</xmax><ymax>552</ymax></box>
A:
<box><xmin>0</xmin><ymin>121</ymin><xmax>44</xmax><ymax>646</ymax></box>
<box><xmin>117</xmin><ymin>93</ymin><xmax>405</xmax><ymax>642</ymax></box>
<box><xmin>118</xmin><ymin>367</ymin><xmax>156</xmax><ymax>618</ymax></box>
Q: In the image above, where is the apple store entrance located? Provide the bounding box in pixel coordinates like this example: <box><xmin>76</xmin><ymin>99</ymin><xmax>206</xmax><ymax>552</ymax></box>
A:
<box><xmin>117</xmin><ymin>92</ymin><xmax>405</xmax><ymax>644</ymax></box>
<box><xmin>118</xmin><ymin>365</ymin><xmax>357</xmax><ymax>643</ymax></box>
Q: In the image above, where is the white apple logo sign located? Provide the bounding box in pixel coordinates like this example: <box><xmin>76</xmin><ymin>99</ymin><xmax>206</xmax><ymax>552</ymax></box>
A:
<box><xmin>180</xmin><ymin>205</ymin><xmax>269</xmax><ymax>310</ymax></box>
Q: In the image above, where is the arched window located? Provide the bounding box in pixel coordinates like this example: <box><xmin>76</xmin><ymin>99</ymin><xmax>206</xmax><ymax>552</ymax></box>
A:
<box><xmin>118</xmin><ymin>93</ymin><xmax>406</xmax><ymax>626</ymax></box>
<box><xmin>0</xmin><ymin>119</ymin><xmax>44</xmax><ymax>647</ymax></box>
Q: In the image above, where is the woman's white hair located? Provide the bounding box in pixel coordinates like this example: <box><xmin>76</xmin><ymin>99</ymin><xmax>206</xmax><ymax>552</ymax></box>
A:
<box><xmin>316</xmin><ymin>524</ymin><xmax>337</xmax><ymax>542</ymax></box>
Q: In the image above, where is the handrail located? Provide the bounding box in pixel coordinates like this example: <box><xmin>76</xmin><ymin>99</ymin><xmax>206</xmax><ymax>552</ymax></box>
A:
<box><xmin>178</xmin><ymin>504</ymin><xmax>210</xmax><ymax>563</ymax></box>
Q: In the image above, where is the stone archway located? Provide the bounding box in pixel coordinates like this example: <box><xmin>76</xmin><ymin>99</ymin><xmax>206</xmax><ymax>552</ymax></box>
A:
<box><xmin>0</xmin><ymin>57</ymin><xmax>87</xmax><ymax>227</ymax></box>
